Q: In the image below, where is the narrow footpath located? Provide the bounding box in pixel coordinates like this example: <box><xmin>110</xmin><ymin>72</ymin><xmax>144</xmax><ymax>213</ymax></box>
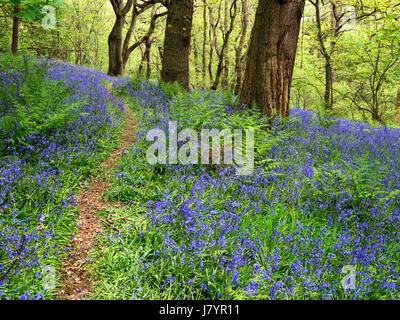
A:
<box><xmin>57</xmin><ymin>88</ymin><xmax>136</xmax><ymax>300</ymax></box>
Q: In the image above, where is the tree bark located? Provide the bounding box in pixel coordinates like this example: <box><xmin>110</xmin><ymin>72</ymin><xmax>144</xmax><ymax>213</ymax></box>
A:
<box><xmin>211</xmin><ymin>0</ymin><xmax>237</xmax><ymax>90</ymax></box>
<box><xmin>145</xmin><ymin>37</ymin><xmax>153</xmax><ymax>79</ymax></box>
<box><xmin>395</xmin><ymin>85</ymin><xmax>400</xmax><ymax>124</ymax></box>
<box><xmin>202</xmin><ymin>0</ymin><xmax>207</xmax><ymax>85</ymax></box>
<box><xmin>123</xmin><ymin>6</ymin><xmax>166</xmax><ymax>69</ymax></box>
<box><xmin>161</xmin><ymin>0</ymin><xmax>194</xmax><ymax>91</ymax></box>
<box><xmin>208</xmin><ymin>3</ymin><xmax>222</xmax><ymax>85</ymax></box>
<box><xmin>234</xmin><ymin>0</ymin><xmax>248</xmax><ymax>94</ymax></box>
<box><xmin>108</xmin><ymin>0</ymin><xmax>133</xmax><ymax>76</ymax></box>
<box><xmin>239</xmin><ymin>0</ymin><xmax>305</xmax><ymax>118</ymax></box>
<box><xmin>108</xmin><ymin>0</ymin><xmax>163</xmax><ymax>76</ymax></box>
<box><xmin>108</xmin><ymin>14</ymin><xmax>125</xmax><ymax>76</ymax></box>
<box><xmin>221</xmin><ymin>0</ymin><xmax>229</xmax><ymax>88</ymax></box>
<box><xmin>11</xmin><ymin>4</ymin><xmax>21</xmax><ymax>55</ymax></box>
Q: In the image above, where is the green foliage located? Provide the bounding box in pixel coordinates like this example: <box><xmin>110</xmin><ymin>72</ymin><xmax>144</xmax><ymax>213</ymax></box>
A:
<box><xmin>158</xmin><ymin>80</ymin><xmax>186</xmax><ymax>100</ymax></box>
<box><xmin>0</xmin><ymin>59</ymin><xmax>78</xmax><ymax>155</ymax></box>
<box><xmin>312</xmin><ymin>100</ymin><xmax>337</xmax><ymax>128</ymax></box>
<box><xmin>1</xmin><ymin>0</ymin><xmax>66</xmax><ymax>22</ymax></box>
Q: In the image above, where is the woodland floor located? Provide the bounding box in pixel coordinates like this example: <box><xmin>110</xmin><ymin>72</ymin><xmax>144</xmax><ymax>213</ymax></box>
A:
<box><xmin>57</xmin><ymin>90</ymin><xmax>136</xmax><ymax>300</ymax></box>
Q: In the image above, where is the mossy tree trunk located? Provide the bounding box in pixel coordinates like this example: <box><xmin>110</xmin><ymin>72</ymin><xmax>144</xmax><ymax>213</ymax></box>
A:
<box><xmin>161</xmin><ymin>0</ymin><xmax>194</xmax><ymax>91</ymax></box>
<box><xmin>240</xmin><ymin>0</ymin><xmax>305</xmax><ymax>118</ymax></box>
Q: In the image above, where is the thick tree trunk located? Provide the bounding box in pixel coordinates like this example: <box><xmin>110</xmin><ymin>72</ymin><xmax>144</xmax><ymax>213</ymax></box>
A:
<box><xmin>11</xmin><ymin>4</ymin><xmax>21</xmax><ymax>55</ymax></box>
<box><xmin>161</xmin><ymin>0</ymin><xmax>194</xmax><ymax>91</ymax></box>
<box><xmin>108</xmin><ymin>14</ymin><xmax>124</xmax><ymax>76</ymax></box>
<box><xmin>240</xmin><ymin>0</ymin><xmax>305</xmax><ymax>118</ymax></box>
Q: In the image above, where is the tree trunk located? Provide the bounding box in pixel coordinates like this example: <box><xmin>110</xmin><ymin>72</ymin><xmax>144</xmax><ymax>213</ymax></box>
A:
<box><xmin>145</xmin><ymin>37</ymin><xmax>153</xmax><ymax>79</ymax></box>
<box><xmin>108</xmin><ymin>14</ymin><xmax>125</xmax><ymax>76</ymax></box>
<box><xmin>234</xmin><ymin>0</ymin><xmax>248</xmax><ymax>94</ymax></box>
<box><xmin>240</xmin><ymin>0</ymin><xmax>305</xmax><ymax>118</ymax></box>
<box><xmin>211</xmin><ymin>0</ymin><xmax>237</xmax><ymax>90</ymax></box>
<box><xmin>161</xmin><ymin>0</ymin><xmax>194</xmax><ymax>91</ymax></box>
<box><xmin>395</xmin><ymin>85</ymin><xmax>400</xmax><ymax>124</ymax></box>
<box><xmin>11</xmin><ymin>4</ymin><xmax>21</xmax><ymax>55</ymax></box>
<box><xmin>208</xmin><ymin>4</ymin><xmax>221</xmax><ymax>85</ymax></box>
<box><xmin>313</xmin><ymin>0</ymin><xmax>333</xmax><ymax>109</ymax></box>
<box><xmin>324</xmin><ymin>62</ymin><xmax>333</xmax><ymax>109</ymax></box>
<box><xmin>221</xmin><ymin>0</ymin><xmax>229</xmax><ymax>88</ymax></box>
<box><xmin>202</xmin><ymin>0</ymin><xmax>207</xmax><ymax>85</ymax></box>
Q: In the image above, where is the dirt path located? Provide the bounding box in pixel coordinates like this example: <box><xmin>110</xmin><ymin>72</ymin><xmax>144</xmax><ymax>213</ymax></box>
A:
<box><xmin>57</xmin><ymin>91</ymin><xmax>136</xmax><ymax>300</ymax></box>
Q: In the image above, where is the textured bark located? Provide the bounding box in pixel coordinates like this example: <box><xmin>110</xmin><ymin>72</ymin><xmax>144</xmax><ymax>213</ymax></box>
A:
<box><xmin>161</xmin><ymin>0</ymin><xmax>194</xmax><ymax>91</ymax></box>
<box><xmin>234</xmin><ymin>0</ymin><xmax>248</xmax><ymax>94</ymax></box>
<box><xmin>240</xmin><ymin>0</ymin><xmax>305</xmax><ymax>118</ymax></box>
<box><xmin>11</xmin><ymin>4</ymin><xmax>20</xmax><ymax>55</ymax></box>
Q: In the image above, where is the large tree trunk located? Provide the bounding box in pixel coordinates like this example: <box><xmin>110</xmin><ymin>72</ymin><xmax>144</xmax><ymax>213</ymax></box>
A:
<box><xmin>240</xmin><ymin>0</ymin><xmax>305</xmax><ymax>118</ymax></box>
<box><xmin>11</xmin><ymin>4</ymin><xmax>21</xmax><ymax>55</ymax></box>
<box><xmin>161</xmin><ymin>0</ymin><xmax>194</xmax><ymax>91</ymax></box>
<box><xmin>108</xmin><ymin>15</ymin><xmax>124</xmax><ymax>76</ymax></box>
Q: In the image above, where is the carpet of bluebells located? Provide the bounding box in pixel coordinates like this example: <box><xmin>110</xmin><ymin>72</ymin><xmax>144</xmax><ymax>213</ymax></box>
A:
<box><xmin>0</xmin><ymin>57</ymin><xmax>123</xmax><ymax>299</ymax></box>
<box><xmin>91</xmin><ymin>78</ymin><xmax>400</xmax><ymax>300</ymax></box>
<box><xmin>1</xmin><ymin>58</ymin><xmax>400</xmax><ymax>301</ymax></box>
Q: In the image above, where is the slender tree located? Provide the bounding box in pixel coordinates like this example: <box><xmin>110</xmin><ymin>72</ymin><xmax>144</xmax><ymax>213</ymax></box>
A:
<box><xmin>240</xmin><ymin>0</ymin><xmax>305</xmax><ymax>118</ymax></box>
<box><xmin>11</xmin><ymin>4</ymin><xmax>20</xmax><ymax>55</ymax></box>
<box><xmin>395</xmin><ymin>85</ymin><xmax>400</xmax><ymax>124</ymax></box>
<box><xmin>234</xmin><ymin>0</ymin><xmax>248</xmax><ymax>94</ymax></box>
<box><xmin>161</xmin><ymin>0</ymin><xmax>194</xmax><ymax>90</ymax></box>
<box><xmin>108</xmin><ymin>0</ymin><xmax>166</xmax><ymax>76</ymax></box>
<box><xmin>202</xmin><ymin>0</ymin><xmax>207</xmax><ymax>85</ymax></box>
<box><xmin>211</xmin><ymin>0</ymin><xmax>237</xmax><ymax>90</ymax></box>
